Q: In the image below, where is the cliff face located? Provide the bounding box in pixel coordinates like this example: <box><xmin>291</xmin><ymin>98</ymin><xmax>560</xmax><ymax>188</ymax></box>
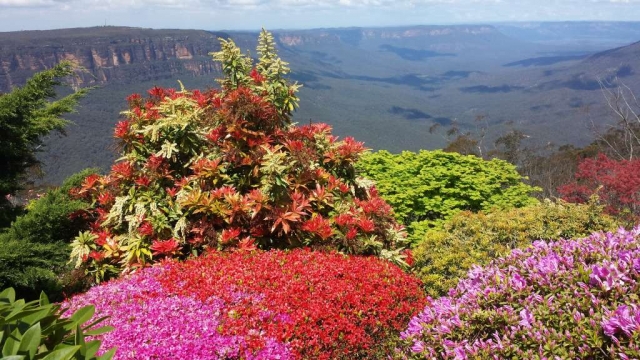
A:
<box><xmin>0</xmin><ymin>27</ymin><xmax>227</xmax><ymax>91</ymax></box>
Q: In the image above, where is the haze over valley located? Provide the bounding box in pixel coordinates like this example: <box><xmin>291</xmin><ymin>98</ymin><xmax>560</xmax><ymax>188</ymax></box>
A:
<box><xmin>1</xmin><ymin>22</ymin><xmax>639</xmax><ymax>184</ymax></box>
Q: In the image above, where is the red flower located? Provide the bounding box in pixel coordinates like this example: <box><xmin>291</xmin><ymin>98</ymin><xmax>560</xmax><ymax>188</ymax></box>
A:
<box><xmin>166</xmin><ymin>187</ymin><xmax>179</xmax><ymax>198</ymax></box>
<box><xmin>346</xmin><ymin>227</ymin><xmax>358</xmax><ymax>240</ymax></box>
<box><xmin>114</xmin><ymin>120</ymin><xmax>130</xmax><ymax>139</ymax></box>
<box><xmin>148</xmin><ymin>86</ymin><xmax>165</xmax><ymax>99</ymax></box>
<box><xmin>150</xmin><ymin>238</ymin><xmax>181</xmax><ymax>257</ymax></box>
<box><xmin>95</xmin><ymin>230</ymin><xmax>111</xmax><ymax>246</ymax></box>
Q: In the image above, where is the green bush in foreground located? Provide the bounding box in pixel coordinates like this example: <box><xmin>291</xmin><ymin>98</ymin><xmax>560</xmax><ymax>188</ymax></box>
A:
<box><xmin>0</xmin><ymin>287</ymin><xmax>114</xmax><ymax>360</ymax></box>
<box><xmin>413</xmin><ymin>199</ymin><xmax>620</xmax><ymax>297</ymax></box>
<box><xmin>0</xmin><ymin>169</ymin><xmax>97</xmax><ymax>301</ymax></box>
<box><xmin>357</xmin><ymin>150</ymin><xmax>539</xmax><ymax>243</ymax></box>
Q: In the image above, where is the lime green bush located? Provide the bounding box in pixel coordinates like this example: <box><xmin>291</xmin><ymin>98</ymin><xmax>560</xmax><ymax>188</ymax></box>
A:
<box><xmin>0</xmin><ymin>287</ymin><xmax>114</xmax><ymax>360</ymax></box>
<box><xmin>413</xmin><ymin>199</ymin><xmax>620</xmax><ymax>297</ymax></box>
<box><xmin>357</xmin><ymin>150</ymin><xmax>539</xmax><ymax>242</ymax></box>
<box><xmin>0</xmin><ymin>169</ymin><xmax>97</xmax><ymax>301</ymax></box>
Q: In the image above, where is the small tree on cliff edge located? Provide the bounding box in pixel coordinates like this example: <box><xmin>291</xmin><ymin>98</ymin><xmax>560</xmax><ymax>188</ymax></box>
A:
<box><xmin>71</xmin><ymin>30</ymin><xmax>408</xmax><ymax>281</ymax></box>
<box><xmin>0</xmin><ymin>62</ymin><xmax>88</xmax><ymax>225</ymax></box>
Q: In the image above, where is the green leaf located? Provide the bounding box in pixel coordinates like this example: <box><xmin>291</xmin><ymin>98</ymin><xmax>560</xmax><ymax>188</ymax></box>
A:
<box><xmin>41</xmin><ymin>346</ymin><xmax>81</xmax><ymax>360</ymax></box>
<box><xmin>0</xmin><ymin>288</ymin><xmax>16</xmax><ymax>304</ymax></box>
<box><xmin>81</xmin><ymin>340</ymin><xmax>101</xmax><ymax>359</ymax></box>
<box><xmin>96</xmin><ymin>347</ymin><xmax>116</xmax><ymax>360</ymax></box>
<box><xmin>39</xmin><ymin>292</ymin><xmax>50</xmax><ymax>306</ymax></box>
<box><xmin>2</xmin><ymin>329</ymin><xmax>21</xmax><ymax>357</ymax></box>
<box><xmin>68</xmin><ymin>306</ymin><xmax>95</xmax><ymax>328</ymax></box>
<box><xmin>74</xmin><ymin>324</ymin><xmax>84</xmax><ymax>347</ymax></box>
<box><xmin>83</xmin><ymin>326</ymin><xmax>114</xmax><ymax>337</ymax></box>
<box><xmin>18</xmin><ymin>323</ymin><xmax>41</xmax><ymax>359</ymax></box>
<box><xmin>2</xmin><ymin>356</ymin><xmax>26</xmax><ymax>360</ymax></box>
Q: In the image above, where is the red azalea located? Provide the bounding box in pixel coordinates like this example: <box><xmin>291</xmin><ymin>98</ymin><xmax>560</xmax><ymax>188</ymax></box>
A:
<box><xmin>334</xmin><ymin>214</ymin><xmax>355</xmax><ymax>227</ymax></box>
<box><xmin>150</xmin><ymin>238</ymin><xmax>181</xmax><ymax>257</ymax></box>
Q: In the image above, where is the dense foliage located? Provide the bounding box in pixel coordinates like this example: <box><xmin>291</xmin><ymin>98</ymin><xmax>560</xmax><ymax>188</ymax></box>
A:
<box><xmin>65</xmin><ymin>249</ymin><xmax>425</xmax><ymax>360</ymax></box>
<box><xmin>559</xmin><ymin>153</ymin><xmax>640</xmax><ymax>224</ymax></box>
<box><xmin>0</xmin><ymin>169</ymin><xmax>97</xmax><ymax>301</ymax></box>
<box><xmin>0</xmin><ymin>287</ymin><xmax>114</xmax><ymax>360</ymax></box>
<box><xmin>399</xmin><ymin>228</ymin><xmax>640</xmax><ymax>359</ymax></box>
<box><xmin>413</xmin><ymin>199</ymin><xmax>620</xmax><ymax>296</ymax></box>
<box><xmin>0</xmin><ymin>62</ymin><xmax>88</xmax><ymax>226</ymax></box>
<box><xmin>70</xmin><ymin>30</ymin><xmax>406</xmax><ymax>280</ymax></box>
<box><xmin>357</xmin><ymin>150</ymin><xmax>539</xmax><ymax>242</ymax></box>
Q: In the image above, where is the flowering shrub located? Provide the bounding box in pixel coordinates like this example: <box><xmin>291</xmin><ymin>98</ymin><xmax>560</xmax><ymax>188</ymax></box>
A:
<box><xmin>399</xmin><ymin>227</ymin><xmax>640</xmax><ymax>359</ymax></box>
<box><xmin>559</xmin><ymin>153</ymin><xmax>640</xmax><ymax>224</ymax></box>
<box><xmin>414</xmin><ymin>199</ymin><xmax>620</xmax><ymax>296</ymax></box>
<box><xmin>70</xmin><ymin>30</ymin><xmax>406</xmax><ymax>279</ymax></box>
<box><xmin>65</xmin><ymin>249</ymin><xmax>425</xmax><ymax>360</ymax></box>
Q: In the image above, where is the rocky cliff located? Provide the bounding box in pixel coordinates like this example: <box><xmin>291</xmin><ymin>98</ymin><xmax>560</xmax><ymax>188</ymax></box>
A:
<box><xmin>0</xmin><ymin>27</ymin><xmax>231</xmax><ymax>91</ymax></box>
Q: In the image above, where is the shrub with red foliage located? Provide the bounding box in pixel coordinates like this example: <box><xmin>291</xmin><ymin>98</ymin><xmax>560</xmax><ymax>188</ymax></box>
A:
<box><xmin>69</xmin><ymin>30</ymin><xmax>406</xmax><ymax>279</ymax></box>
<box><xmin>66</xmin><ymin>249</ymin><xmax>426</xmax><ymax>360</ymax></box>
<box><xmin>559</xmin><ymin>153</ymin><xmax>640</xmax><ymax>222</ymax></box>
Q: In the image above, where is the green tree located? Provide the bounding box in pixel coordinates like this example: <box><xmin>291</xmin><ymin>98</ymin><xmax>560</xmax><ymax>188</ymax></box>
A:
<box><xmin>0</xmin><ymin>61</ymin><xmax>88</xmax><ymax>224</ymax></box>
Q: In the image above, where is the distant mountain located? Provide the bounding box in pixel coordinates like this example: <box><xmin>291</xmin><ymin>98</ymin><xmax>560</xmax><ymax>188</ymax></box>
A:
<box><xmin>495</xmin><ymin>22</ymin><xmax>640</xmax><ymax>49</ymax></box>
<box><xmin>1</xmin><ymin>24</ymin><xmax>638</xmax><ymax>186</ymax></box>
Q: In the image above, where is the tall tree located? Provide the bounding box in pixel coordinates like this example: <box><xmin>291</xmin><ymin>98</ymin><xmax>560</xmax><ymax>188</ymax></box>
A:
<box><xmin>0</xmin><ymin>61</ymin><xmax>88</xmax><ymax>219</ymax></box>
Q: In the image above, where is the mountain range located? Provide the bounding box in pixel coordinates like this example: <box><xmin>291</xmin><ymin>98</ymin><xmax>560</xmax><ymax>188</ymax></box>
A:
<box><xmin>0</xmin><ymin>23</ymin><xmax>639</xmax><ymax>185</ymax></box>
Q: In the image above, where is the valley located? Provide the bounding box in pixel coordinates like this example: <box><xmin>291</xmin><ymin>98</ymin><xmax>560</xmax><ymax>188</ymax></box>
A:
<box><xmin>1</xmin><ymin>22</ymin><xmax>639</xmax><ymax>185</ymax></box>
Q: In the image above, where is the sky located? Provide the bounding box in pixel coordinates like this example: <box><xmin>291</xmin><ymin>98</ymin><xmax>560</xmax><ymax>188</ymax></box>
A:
<box><xmin>1</xmin><ymin>0</ymin><xmax>640</xmax><ymax>32</ymax></box>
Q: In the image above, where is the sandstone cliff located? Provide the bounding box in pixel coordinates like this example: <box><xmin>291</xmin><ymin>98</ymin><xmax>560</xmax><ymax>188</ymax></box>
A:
<box><xmin>0</xmin><ymin>27</ymin><xmax>229</xmax><ymax>91</ymax></box>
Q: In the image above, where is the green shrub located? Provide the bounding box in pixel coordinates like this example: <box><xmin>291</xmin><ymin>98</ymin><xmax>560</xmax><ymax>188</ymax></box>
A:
<box><xmin>0</xmin><ymin>169</ymin><xmax>97</xmax><ymax>301</ymax></box>
<box><xmin>0</xmin><ymin>287</ymin><xmax>115</xmax><ymax>360</ymax></box>
<box><xmin>357</xmin><ymin>150</ymin><xmax>539</xmax><ymax>242</ymax></box>
<box><xmin>413</xmin><ymin>199</ymin><xmax>620</xmax><ymax>297</ymax></box>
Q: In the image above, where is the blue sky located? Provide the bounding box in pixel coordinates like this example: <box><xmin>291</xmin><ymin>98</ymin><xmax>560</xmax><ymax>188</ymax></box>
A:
<box><xmin>1</xmin><ymin>0</ymin><xmax>640</xmax><ymax>32</ymax></box>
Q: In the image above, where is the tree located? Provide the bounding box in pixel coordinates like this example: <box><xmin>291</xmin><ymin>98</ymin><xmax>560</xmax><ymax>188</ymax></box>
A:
<box><xmin>0</xmin><ymin>61</ymin><xmax>88</xmax><ymax>223</ymax></box>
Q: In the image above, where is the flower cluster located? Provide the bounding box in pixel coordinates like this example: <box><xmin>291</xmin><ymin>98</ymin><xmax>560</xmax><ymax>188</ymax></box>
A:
<box><xmin>65</xmin><ymin>249</ymin><xmax>425</xmax><ymax>359</ymax></box>
<box><xmin>399</xmin><ymin>227</ymin><xmax>640</xmax><ymax>359</ymax></box>
<box><xmin>69</xmin><ymin>31</ymin><xmax>406</xmax><ymax>279</ymax></box>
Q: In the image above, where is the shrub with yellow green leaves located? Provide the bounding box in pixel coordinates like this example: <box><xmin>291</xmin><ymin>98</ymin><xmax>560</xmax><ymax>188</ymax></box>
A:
<box><xmin>413</xmin><ymin>199</ymin><xmax>620</xmax><ymax>297</ymax></box>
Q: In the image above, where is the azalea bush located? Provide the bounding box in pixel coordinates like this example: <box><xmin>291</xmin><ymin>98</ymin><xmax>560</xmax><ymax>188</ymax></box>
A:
<box><xmin>357</xmin><ymin>150</ymin><xmax>538</xmax><ymax>242</ymax></box>
<box><xmin>413</xmin><ymin>199</ymin><xmax>620</xmax><ymax>296</ymax></box>
<box><xmin>399</xmin><ymin>227</ymin><xmax>640</xmax><ymax>359</ymax></box>
<box><xmin>65</xmin><ymin>249</ymin><xmax>425</xmax><ymax>360</ymax></box>
<box><xmin>559</xmin><ymin>153</ymin><xmax>640</xmax><ymax>224</ymax></box>
<box><xmin>70</xmin><ymin>30</ymin><xmax>406</xmax><ymax>279</ymax></box>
